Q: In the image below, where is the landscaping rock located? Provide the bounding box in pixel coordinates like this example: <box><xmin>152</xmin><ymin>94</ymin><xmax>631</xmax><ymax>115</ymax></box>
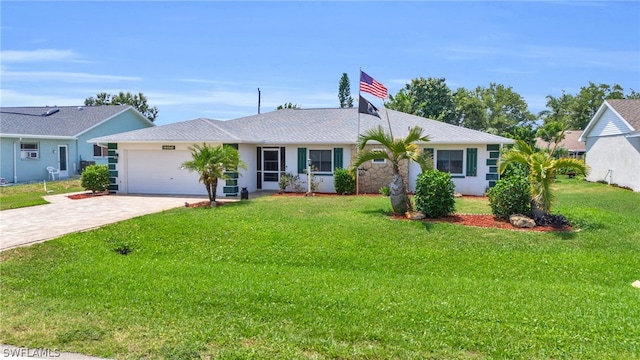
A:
<box><xmin>632</xmin><ymin>280</ymin><xmax>640</xmax><ymax>289</ymax></box>
<box><xmin>405</xmin><ymin>211</ymin><xmax>426</xmax><ymax>220</ymax></box>
<box><xmin>510</xmin><ymin>214</ymin><xmax>536</xmax><ymax>228</ymax></box>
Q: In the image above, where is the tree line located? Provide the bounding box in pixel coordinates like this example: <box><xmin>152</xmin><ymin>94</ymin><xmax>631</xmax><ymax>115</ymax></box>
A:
<box><xmin>384</xmin><ymin>77</ymin><xmax>639</xmax><ymax>145</ymax></box>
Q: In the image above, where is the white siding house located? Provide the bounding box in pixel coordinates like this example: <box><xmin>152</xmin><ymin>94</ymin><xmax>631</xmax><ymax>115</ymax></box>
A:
<box><xmin>579</xmin><ymin>99</ymin><xmax>640</xmax><ymax>192</ymax></box>
<box><xmin>89</xmin><ymin>108</ymin><xmax>514</xmax><ymax>197</ymax></box>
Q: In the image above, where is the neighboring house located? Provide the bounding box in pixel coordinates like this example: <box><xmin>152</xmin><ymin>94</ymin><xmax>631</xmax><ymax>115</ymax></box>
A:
<box><xmin>0</xmin><ymin>105</ymin><xmax>154</xmax><ymax>183</ymax></box>
<box><xmin>579</xmin><ymin>99</ymin><xmax>640</xmax><ymax>192</ymax></box>
<box><xmin>535</xmin><ymin>130</ymin><xmax>585</xmax><ymax>158</ymax></box>
<box><xmin>89</xmin><ymin>108</ymin><xmax>514</xmax><ymax>197</ymax></box>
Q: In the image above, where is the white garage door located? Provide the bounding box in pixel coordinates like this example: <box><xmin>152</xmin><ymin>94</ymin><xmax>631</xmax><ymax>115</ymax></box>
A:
<box><xmin>126</xmin><ymin>150</ymin><xmax>206</xmax><ymax>195</ymax></box>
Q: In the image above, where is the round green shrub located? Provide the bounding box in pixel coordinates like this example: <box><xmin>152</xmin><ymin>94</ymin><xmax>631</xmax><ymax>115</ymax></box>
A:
<box><xmin>487</xmin><ymin>174</ymin><xmax>531</xmax><ymax>220</ymax></box>
<box><xmin>333</xmin><ymin>168</ymin><xmax>356</xmax><ymax>194</ymax></box>
<box><xmin>81</xmin><ymin>164</ymin><xmax>110</xmax><ymax>193</ymax></box>
<box><xmin>414</xmin><ymin>169</ymin><xmax>456</xmax><ymax>218</ymax></box>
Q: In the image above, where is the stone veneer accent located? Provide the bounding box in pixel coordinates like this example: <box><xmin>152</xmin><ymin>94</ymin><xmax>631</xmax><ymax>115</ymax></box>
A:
<box><xmin>351</xmin><ymin>144</ymin><xmax>410</xmax><ymax>194</ymax></box>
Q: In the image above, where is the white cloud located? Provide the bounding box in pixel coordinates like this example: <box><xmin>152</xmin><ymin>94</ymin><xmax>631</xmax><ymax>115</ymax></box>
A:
<box><xmin>0</xmin><ymin>49</ymin><xmax>81</xmax><ymax>63</ymax></box>
<box><xmin>1</xmin><ymin>70</ymin><xmax>141</xmax><ymax>83</ymax></box>
<box><xmin>442</xmin><ymin>43</ymin><xmax>639</xmax><ymax>72</ymax></box>
<box><xmin>0</xmin><ymin>89</ymin><xmax>83</xmax><ymax>107</ymax></box>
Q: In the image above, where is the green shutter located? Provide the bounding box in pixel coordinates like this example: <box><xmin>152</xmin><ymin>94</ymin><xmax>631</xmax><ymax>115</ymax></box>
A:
<box><xmin>333</xmin><ymin>148</ymin><xmax>343</xmax><ymax>170</ymax></box>
<box><xmin>297</xmin><ymin>148</ymin><xmax>307</xmax><ymax>174</ymax></box>
<box><xmin>466</xmin><ymin>148</ymin><xmax>477</xmax><ymax>176</ymax></box>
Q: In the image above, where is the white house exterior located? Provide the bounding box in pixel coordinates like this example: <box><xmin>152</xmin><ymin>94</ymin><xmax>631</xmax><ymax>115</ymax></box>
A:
<box><xmin>89</xmin><ymin>108</ymin><xmax>514</xmax><ymax>197</ymax></box>
<box><xmin>579</xmin><ymin>99</ymin><xmax>640</xmax><ymax>192</ymax></box>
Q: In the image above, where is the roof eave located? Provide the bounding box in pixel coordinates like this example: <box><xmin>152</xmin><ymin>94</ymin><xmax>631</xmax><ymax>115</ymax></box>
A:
<box><xmin>0</xmin><ymin>133</ymin><xmax>77</xmax><ymax>140</ymax></box>
<box><xmin>75</xmin><ymin>106</ymin><xmax>155</xmax><ymax>137</ymax></box>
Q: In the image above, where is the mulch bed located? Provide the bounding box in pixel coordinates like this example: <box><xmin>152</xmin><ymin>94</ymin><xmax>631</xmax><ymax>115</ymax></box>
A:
<box><xmin>420</xmin><ymin>214</ymin><xmax>572</xmax><ymax>232</ymax></box>
<box><xmin>68</xmin><ymin>191</ymin><xmax>570</xmax><ymax>232</ymax></box>
<box><xmin>67</xmin><ymin>192</ymin><xmax>111</xmax><ymax>200</ymax></box>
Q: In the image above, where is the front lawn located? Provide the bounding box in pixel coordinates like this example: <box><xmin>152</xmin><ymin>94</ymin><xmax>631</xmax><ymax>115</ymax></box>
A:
<box><xmin>0</xmin><ymin>179</ymin><xmax>83</xmax><ymax>210</ymax></box>
<box><xmin>1</xmin><ymin>179</ymin><xmax>638</xmax><ymax>359</ymax></box>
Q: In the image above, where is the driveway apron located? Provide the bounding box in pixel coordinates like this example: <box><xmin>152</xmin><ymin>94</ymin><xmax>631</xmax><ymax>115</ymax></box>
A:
<box><xmin>0</xmin><ymin>192</ymin><xmax>213</xmax><ymax>251</ymax></box>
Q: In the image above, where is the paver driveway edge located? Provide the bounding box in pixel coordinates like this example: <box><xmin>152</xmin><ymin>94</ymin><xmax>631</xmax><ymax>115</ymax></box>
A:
<box><xmin>0</xmin><ymin>192</ymin><xmax>216</xmax><ymax>251</ymax></box>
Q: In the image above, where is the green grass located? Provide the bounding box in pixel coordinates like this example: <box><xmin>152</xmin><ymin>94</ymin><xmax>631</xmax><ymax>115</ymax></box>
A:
<box><xmin>1</xmin><ymin>179</ymin><xmax>639</xmax><ymax>359</ymax></box>
<box><xmin>0</xmin><ymin>179</ymin><xmax>84</xmax><ymax>210</ymax></box>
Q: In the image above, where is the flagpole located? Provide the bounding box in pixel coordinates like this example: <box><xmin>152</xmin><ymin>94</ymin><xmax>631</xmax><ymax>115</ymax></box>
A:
<box><xmin>384</xmin><ymin>106</ymin><xmax>393</xmax><ymax>139</ymax></box>
<box><xmin>356</xmin><ymin>67</ymin><xmax>362</xmax><ymax>195</ymax></box>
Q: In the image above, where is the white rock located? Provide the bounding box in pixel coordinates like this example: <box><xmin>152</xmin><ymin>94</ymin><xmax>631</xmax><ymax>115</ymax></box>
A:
<box><xmin>632</xmin><ymin>280</ymin><xmax>640</xmax><ymax>289</ymax></box>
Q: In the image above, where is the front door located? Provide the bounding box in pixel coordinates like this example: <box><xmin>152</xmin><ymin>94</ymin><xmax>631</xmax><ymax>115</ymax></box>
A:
<box><xmin>58</xmin><ymin>145</ymin><xmax>68</xmax><ymax>177</ymax></box>
<box><xmin>262</xmin><ymin>148</ymin><xmax>280</xmax><ymax>190</ymax></box>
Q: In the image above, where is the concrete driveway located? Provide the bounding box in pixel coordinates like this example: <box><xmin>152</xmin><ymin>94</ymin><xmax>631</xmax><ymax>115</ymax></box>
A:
<box><xmin>0</xmin><ymin>192</ymin><xmax>216</xmax><ymax>251</ymax></box>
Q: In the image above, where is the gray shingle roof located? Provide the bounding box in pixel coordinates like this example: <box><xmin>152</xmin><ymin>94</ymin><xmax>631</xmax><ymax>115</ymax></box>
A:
<box><xmin>89</xmin><ymin>108</ymin><xmax>514</xmax><ymax>145</ymax></box>
<box><xmin>91</xmin><ymin>118</ymin><xmax>241</xmax><ymax>143</ymax></box>
<box><xmin>0</xmin><ymin>105</ymin><xmax>138</xmax><ymax>137</ymax></box>
<box><xmin>607</xmin><ymin>99</ymin><xmax>640</xmax><ymax>130</ymax></box>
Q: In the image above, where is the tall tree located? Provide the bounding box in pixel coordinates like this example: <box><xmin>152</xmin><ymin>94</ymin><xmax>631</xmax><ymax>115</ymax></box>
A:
<box><xmin>454</xmin><ymin>83</ymin><xmax>535</xmax><ymax>138</ymax></box>
<box><xmin>454</xmin><ymin>87</ymin><xmax>487</xmax><ymax>130</ymax></box>
<box><xmin>566</xmin><ymin>82</ymin><xmax>625</xmax><ymax>130</ymax></box>
<box><xmin>540</xmin><ymin>82</ymin><xmax>637</xmax><ymax>130</ymax></box>
<box><xmin>338</xmin><ymin>73</ymin><xmax>354</xmax><ymax>108</ymax></box>
<box><xmin>84</xmin><ymin>91</ymin><xmax>158</xmax><ymax>122</ymax></box>
<box><xmin>386</xmin><ymin>77</ymin><xmax>457</xmax><ymax>124</ymax></box>
<box><xmin>538</xmin><ymin>91</ymin><xmax>575</xmax><ymax>127</ymax></box>
<box><xmin>181</xmin><ymin>144</ymin><xmax>247</xmax><ymax>205</ymax></box>
<box><xmin>351</xmin><ymin>125</ymin><xmax>430</xmax><ymax>214</ymax></box>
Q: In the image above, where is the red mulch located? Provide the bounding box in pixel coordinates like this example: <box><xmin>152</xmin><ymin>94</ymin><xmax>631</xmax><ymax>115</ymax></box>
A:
<box><xmin>276</xmin><ymin>192</ymin><xmax>570</xmax><ymax>232</ymax></box>
<box><xmin>420</xmin><ymin>214</ymin><xmax>571</xmax><ymax>232</ymax></box>
<box><xmin>67</xmin><ymin>192</ymin><xmax>111</xmax><ymax>200</ymax></box>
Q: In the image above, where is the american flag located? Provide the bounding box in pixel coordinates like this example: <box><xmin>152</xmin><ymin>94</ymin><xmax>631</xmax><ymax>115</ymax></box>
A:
<box><xmin>359</xmin><ymin>71</ymin><xmax>388</xmax><ymax>99</ymax></box>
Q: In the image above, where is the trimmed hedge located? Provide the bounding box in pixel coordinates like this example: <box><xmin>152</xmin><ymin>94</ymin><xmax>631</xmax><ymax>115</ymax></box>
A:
<box><xmin>488</xmin><ymin>175</ymin><xmax>531</xmax><ymax>220</ymax></box>
<box><xmin>414</xmin><ymin>170</ymin><xmax>456</xmax><ymax>218</ymax></box>
<box><xmin>81</xmin><ymin>164</ymin><xmax>109</xmax><ymax>193</ymax></box>
<box><xmin>333</xmin><ymin>168</ymin><xmax>356</xmax><ymax>195</ymax></box>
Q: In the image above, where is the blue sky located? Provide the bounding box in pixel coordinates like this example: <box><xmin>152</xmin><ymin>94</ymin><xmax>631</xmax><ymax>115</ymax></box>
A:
<box><xmin>2</xmin><ymin>1</ymin><xmax>639</xmax><ymax>125</ymax></box>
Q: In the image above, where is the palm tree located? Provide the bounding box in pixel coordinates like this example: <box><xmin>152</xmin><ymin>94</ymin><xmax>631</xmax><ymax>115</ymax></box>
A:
<box><xmin>181</xmin><ymin>143</ymin><xmax>247</xmax><ymax>205</ymax></box>
<box><xmin>351</xmin><ymin>125</ymin><xmax>430</xmax><ymax>214</ymax></box>
<box><xmin>498</xmin><ymin>139</ymin><xmax>587</xmax><ymax>215</ymax></box>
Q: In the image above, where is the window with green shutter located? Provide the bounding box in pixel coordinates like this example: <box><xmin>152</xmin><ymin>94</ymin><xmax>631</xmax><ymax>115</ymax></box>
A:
<box><xmin>466</xmin><ymin>148</ymin><xmax>477</xmax><ymax>176</ymax></box>
<box><xmin>297</xmin><ymin>148</ymin><xmax>307</xmax><ymax>174</ymax></box>
<box><xmin>333</xmin><ymin>148</ymin><xmax>343</xmax><ymax>170</ymax></box>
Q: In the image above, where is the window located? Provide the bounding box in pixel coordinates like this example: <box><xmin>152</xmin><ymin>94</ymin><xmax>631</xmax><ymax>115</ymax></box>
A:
<box><xmin>20</xmin><ymin>142</ymin><xmax>39</xmax><ymax>159</ymax></box>
<box><xmin>309</xmin><ymin>149</ymin><xmax>332</xmax><ymax>172</ymax></box>
<box><xmin>437</xmin><ymin>150</ymin><xmax>463</xmax><ymax>174</ymax></box>
<box><xmin>93</xmin><ymin>144</ymin><xmax>108</xmax><ymax>157</ymax></box>
<box><xmin>371</xmin><ymin>149</ymin><xmax>386</xmax><ymax>163</ymax></box>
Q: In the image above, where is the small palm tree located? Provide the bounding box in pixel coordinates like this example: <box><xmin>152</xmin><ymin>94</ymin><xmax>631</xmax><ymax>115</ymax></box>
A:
<box><xmin>181</xmin><ymin>143</ymin><xmax>247</xmax><ymax>205</ymax></box>
<box><xmin>498</xmin><ymin>139</ymin><xmax>587</xmax><ymax>214</ymax></box>
<box><xmin>352</xmin><ymin>125</ymin><xmax>430</xmax><ymax>214</ymax></box>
